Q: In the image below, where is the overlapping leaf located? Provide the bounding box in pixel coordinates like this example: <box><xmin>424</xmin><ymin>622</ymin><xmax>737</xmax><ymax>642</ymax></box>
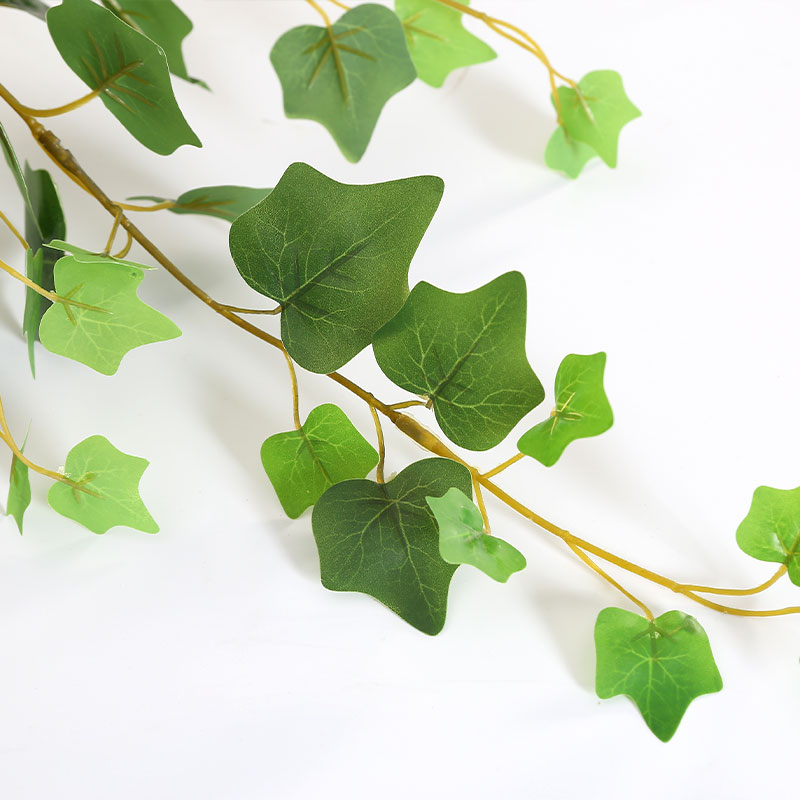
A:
<box><xmin>312</xmin><ymin>457</ymin><xmax>471</xmax><ymax>634</ymax></box>
<box><xmin>736</xmin><ymin>485</ymin><xmax>800</xmax><ymax>585</ymax></box>
<box><xmin>427</xmin><ymin>487</ymin><xmax>526</xmax><ymax>582</ymax></box>
<box><xmin>545</xmin><ymin>125</ymin><xmax>597</xmax><ymax>179</ymax></box>
<box><xmin>47</xmin><ymin>0</ymin><xmax>201</xmax><ymax>155</ymax></box>
<box><xmin>270</xmin><ymin>4</ymin><xmax>416</xmax><ymax>162</ymax></box>
<box><xmin>48</xmin><ymin>435</ymin><xmax>158</xmax><ymax>533</ymax></box>
<box><xmin>373</xmin><ymin>272</ymin><xmax>544</xmax><ymax>451</ymax></box>
<box><xmin>396</xmin><ymin>0</ymin><xmax>495</xmax><ymax>88</ymax></box>
<box><xmin>595</xmin><ymin>608</ymin><xmax>722</xmax><ymax>742</ymax></box>
<box><xmin>261</xmin><ymin>403</ymin><xmax>378</xmax><ymax>519</ymax></box>
<box><xmin>128</xmin><ymin>185</ymin><xmax>273</xmax><ymax>223</ymax></box>
<box><xmin>39</xmin><ymin>256</ymin><xmax>181</xmax><ymax>375</ymax></box>
<box><xmin>229</xmin><ymin>162</ymin><xmax>443</xmax><ymax>373</ymax></box>
<box><xmin>518</xmin><ymin>352</ymin><xmax>613</xmax><ymax>466</ymax></box>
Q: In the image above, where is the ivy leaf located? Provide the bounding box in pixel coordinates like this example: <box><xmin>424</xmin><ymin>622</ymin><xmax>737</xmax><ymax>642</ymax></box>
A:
<box><xmin>270</xmin><ymin>3</ymin><xmax>416</xmax><ymax>162</ymax></box>
<box><xmin>128</xmin><ymin>185</ymin><xmax>273</xmax><ymax>223</ymax></box>
<box><xmin>396</xmin><ymin>0</ymin><xmax>495</xmax><ymax>88</ymax></box>
<box><xmin>311</xmin><ymin>457</ymin><xmax>472</xmax><ymax>634</ymax></box>
<box><xmin>545</xmin><ymin>125</ymin><xmax>597</xmax><ymax>179</ymax></box>
<box><xmin>47</xmin><ymin>435</ymin><xmax>158</xmax><ymax>534</ymax></box>
<box><xmin>736</xmin><ymin>486</ymin><xmax>800</xmax><ymax>585</ymax></box>
<box><xmin>517</xmin><ymin>352</ymin><xmax>613</xmax><ymax>467</ymax></box>
<box><xmin>373</xmin><ymin>272</ymin><xmax>544</xmax><ymax>451</ymax></box>
<box><xmin>261</xmin><ymin>403</ymin><xmax>378</xmax><ymax>519</ymax></box>
<box><xmin>39</xmin><ymin>256</ymin><xmax>181</xmax><ymax>375</ymax></box>
<box><xmin>47</xmin><ymin>0</ymin><xmax>201</xmax><ymax>155</ymax></box>
<box><xmin>427</xmin><ymin>487</ymin><xmax>525</xmax><ymax>582</ymax></box>
<box><xmin>6</xmin><ymin>440</ymin><xmax>31</xmax><ymax>535</ymax></box>
<box><xmin>0</xmin><ymin>0</ymin><xmax>48</xmax><ymax>20</ymax></box>
<box><xmin>595</xmin><ymin>608</ymin><xmax>723</xmax><ymax>742</ymax></box>
<box><xmin>99</xmin><ymin>0</ymin><xmax>207</xmax><ymax>88</ymax></box>
<box><xmin>554</xmin><ymin>70</ymin><xmax>640</xmax><ymax>168</ymax></box>
<box><xmin>229</xmin><ymin>162</ymin><xmax>443</xmax><ymax>374</ymax></box>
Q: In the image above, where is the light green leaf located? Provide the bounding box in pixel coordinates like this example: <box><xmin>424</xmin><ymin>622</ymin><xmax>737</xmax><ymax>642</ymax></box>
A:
<box><xmin>554</xmin><ymin>70</ymin><xmax>640</xmax><ymax>168</ymax></box>
<box><xmin>270</xmin><ymin>3</ymin><xmax>416</xmax><ymax>162</ymax></box>
<box><xmin>47</xmin><ymin>0</ymin><xmax>201</xmax><ymax>155</ymax></box>
<box><xmin>545</xmin><ymin>125</ymin><xmax>597</xmax><ymax>179</ymax></box>
<box><xmin>373</xmin><ymin>272</ymin><xmax>544</xmax><ymax>451</ymax></box>
<box><xmin>47</xmin><ymin>239</ymin><xmax>155</xmax><ymax>270</ymax></box>
<box><xmin>0</xmin><ymin>0</ymin><xmax>47</xmax><ymax>20</ymax></box>
<box><xmin>595</xmin><ymin>608</ymin><xmax>722</xmax><ymax>742</ymax></box>
<box><xmin>261</xmin><ymin>403</ymin><xmax>378</xmax><ymax>519</ymax></box>
<box><xmin>427</xmin><ymin>487</ymin><xmax>525</xmax><ymax>582</ymax></box>
<box><xmin>128</xmin><ymin>185</ymin><xmax>273</xmax><ymax>223</ymax></box>
<box><xmin>396</xmin><ymin>0</ymin><xmax>495</xmax><ymax>88</ymax></box>
<box><xmin>100</xmin><ymin>0</ymin><xmax>207</xmax><ymax>88</ymax></box>
<box><xmin>229</xmin><ymin>162</ymin><xmax>443</xmax><ymax>374</ymax></box>
<box><xmin>312</xmin><ymin>457</ymin><xmax>471</xmax><ymax>634</ymax></box>
<box><xmin>47</xmin><ymin>435</ymin><xmax>158</xmax><ymax>534</ymax></box>
<box><xmin>736</xmin><ymin>485</ymin><xmax>800</xmax><ymax>585</ymax></box>
<box><xmin>517</xmin><ymin>352</ymin><xmax>613</xmax><ymax>467</ymax></box>
<box><xmin>22</xmin><ymin>248</ymin><xmax>44</xmax><ymax>377</ymax></box>
<box><xmin>6</xmin><ymin>444</ymin><xmax>31</xmax><ymax>535</ymax></box>
<box><xmin>39</xmin><ymin>256</ymin><xmax>181</xmax><ymax>375</ymax></box>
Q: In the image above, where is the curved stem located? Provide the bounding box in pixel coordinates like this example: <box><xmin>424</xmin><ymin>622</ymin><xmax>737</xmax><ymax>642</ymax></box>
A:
<box><xmin>114</xmin><ymin>200</ymin><xmax>176</xmax><ymax>212</ymax></box>
<box><xmin>682</xmin><ymin>565</ymin><xmax>788</xmax><ymax>597</ymax></box>
<box><xmin>113</xmin><ymin>230</ymin><xmax>133</xmax><ymax>259</ymax></box>
<box><xmin>218</xmin><ymin>303</ymin><xmax>282</xmax><ymax>316</ymax></box>
<box><xmin>387</xmin><ymin>399</ymin><xmax>427</xmax><ymax>410</ymax></box>
<box><xmin>370</xmin><ymin>405</ymin><xmax>385</xmax><ymax>484</ymax></box>
<box><xmin>305</xmin><ymin>0</ymin><xmax>332</xmax><ymax>27</ymax></box>
<box><xmin>103</xmin><ymin>207</ymin><xmax>123</xmax><ymax>255</ymax></box>
<box><xmin>472</xmin><ymin>473</ymin><xmax>491</xmax><ymax>533</ymax></box>
<box><xmin>0</xmin><ymin>209</ymin><xmax>30</xmax><ymax>250</ymax></box>
<box><xmin>482</xmin><ymin>451</ymin><xmax>524</xmax><ymax>479</ymax></box>
<box><xmin>280</xmin><ymin>347</ymin><xmax>302</xmax><ymax>430</ymax></box>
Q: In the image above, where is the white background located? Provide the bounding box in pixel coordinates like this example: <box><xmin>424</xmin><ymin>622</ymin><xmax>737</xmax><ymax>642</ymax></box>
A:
<box><xmin>1</xmin><ymin>1</ymin><xmax>799</xmax><ymax>797</ymax></box>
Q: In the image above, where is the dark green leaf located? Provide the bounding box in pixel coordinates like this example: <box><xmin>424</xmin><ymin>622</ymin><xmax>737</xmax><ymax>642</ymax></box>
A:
<box><xmin>518</xmin><ymin>352</ymin><xmax>613</xmax><ymax>466</ymax></box>
<box><xmin>0</xmin><ymin>0</ymin><xmax>48</xmax><ymax>20</ymax></box>
<box><xmin>47</xmin><ymin>0</ymin><xmax>201</xmax><ymax>155</ymax></box>
<box><xmin>128</xmin><ymin>185</ymin><xmax>273</xmax><ymax>223</ymax></box>
<box><xmin>373</xmin><ymin>272</ymin><xmax>544</xmax><ymax>451</ymax></box>
<box><xmin>261</xmin><ymin>403</ymin><xmax>378</xmax><ymax>519</ymax></box>
<box><xmin>736</xmin><ymin>485</ymin><xmax>800</xmax><ymax>585</ymax></box>
<box><xmin>6</xmin><ymin>443</ymin><xmax>31</xmax><ymax>535</ymax></box>
<box><xmin>595</xmin><ymin>608</ymin><xmax>723</xmax><ymax>742</ymax></box>
<box><xmin>229</xmin><ymin>162</ymin><xmax>443</xmax><ymax>374</ymax></box>
<box><xmin>312</xmin><ymin>457</ymin><xmax>471</xmax><ymax>634</ymax></box>
<box><xmin>427</xmin><ymin>487</ymin><xmax>526</xmax><ymax>582</ymax></box>
<box><xmin>22</xmin><ymin>248</ymin><xmax>43</xmax><ymax>377</ymax></box>
<box><xmin>47</xmin><ymin>435</ymin><xmax>158</xmax><ymax>533</ymax></box>
<box><xmin>0</xmin><ymin>120</ymin><xmax>38</xmax><ymax>226</ymax></box>
<box><xmin>270</xmin><ymin>3</ymin><xmax>416</xmax><ymax>162</ymax></box>
<box><xmin>545</xmin><ymin>125</ymin><xmax>597</xmax><ymax>179</ymax></box>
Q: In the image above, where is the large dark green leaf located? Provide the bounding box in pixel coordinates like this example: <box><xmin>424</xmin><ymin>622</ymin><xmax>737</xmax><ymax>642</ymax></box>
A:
<box><xmin>311</xmin><ymin>457</ymin><xmax>471</xmax><ymax>634</ymax></box>
<box><xmin>47</xmin><ymin>0</ymin><xmax>201</xmax><ymax>155</ymax></box>
<box><xmin>229</xmin><ymin>162</ymin><xmax>443</xmax><ymax>374</ymax></box>
<box><xmin>373</xmin><ymin>272</ymin><xmax>544</xmax><ymax>451</ymax></box>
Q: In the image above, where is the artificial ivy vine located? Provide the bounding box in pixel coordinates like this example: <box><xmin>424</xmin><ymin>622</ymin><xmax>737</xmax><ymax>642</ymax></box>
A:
<box><xmin>1</xmin><ymin>0</ymin><xmax>797</xmax><ymax>745</ymax></box>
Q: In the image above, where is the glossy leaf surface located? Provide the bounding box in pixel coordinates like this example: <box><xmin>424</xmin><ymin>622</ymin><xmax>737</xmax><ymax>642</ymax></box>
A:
<box><xmin>129</xmin><ymin>185</ymin><xmax>273</xmax><ymax>223</ymax></box>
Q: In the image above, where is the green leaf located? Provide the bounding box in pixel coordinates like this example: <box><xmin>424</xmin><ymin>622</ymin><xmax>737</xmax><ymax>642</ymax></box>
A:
<box><xmin>22</xmin><ymin>248</ymin><xmax>44</xmax><ymax>377</ymax></box>
<box><xmin>128</xmin><ymin>185</ymin><xmax>273</xmax><ymax>223</ymax></box>
<box><xmin>270</xmin><ymin>3</ymin><xmax>417</xmax><ymax>162</ymax></box>
<box><xmin>229</xmin><ymin>162</ymin><xmax>443</xmax><ymax>374</ymax></box>
<box><xmin>426</xmin><ymin>487</ymin><xmax>525</xmax><ymax>582</ymax></box>
<box><xmin>595</xmin><ymin>608</ymin><xmax>723</xmax><ymax>742</ymax></box>
<box><xmin>312</xmin><ymin>457</ymin><xmax>471</xmax><ymax>634</ymax></box>
<box><xmin>736</xmin><ymin>485</ymin><xmax>800</xmax><ymax>585</ymax></box>
<box><xmin>100</xmin><ymin>0</ymin><xmax>207</xmax><ymax>88</ymax></box>
<box><xmin>261</xmin><ymin>403</ymin><xmax>379</xmax><ymax>519</ymax></box>
<box><xmin>517</xmin><ymin>352</ymin><xmax>613</xmax><ymax>467</ymax></box>
<box><xmin>47</xmin><ymin>0</ymin><xmax>201</xmax><ymax>155</ymax></box>
<box><xmin>6</xmin><ymin>442</ymin><xmax>31</xmax><ymax>535</ymax></box>
<box><xmin>39</xmin><ymin>256</ymin><xmax>181</xmax><ymax>375</ymax></box>
<box><xmin>554</xmin><ymin>70</ymin><xmax>640</xmax><ymax>168</ymax></box>
<box><xmin>47</xmin><ymin>435</ymin><xmax>158</xmax><ymax>534</ymax></box>
<box><xmin>0</xmin><ymin>0</ymin><xmax>47</xmax><ymax>20</ymax></box>
<box><xmin>396</xmin><ymin>0</ymin><xmax>495</xmax><ymax>88</ymax></box>
<box><xmin>373</xmin><ymin>271</ymin><xmax>544</xmax><ymax>451</ymax></box>
<box><xmin>0</xmin><ymin>120</ymin><xmax>38</xmax><ymax>226</ymax></box>
<box><xmin>545</xmin><ymin>125</ymin><xmax>597</xmax><ymax>179</ymax></box>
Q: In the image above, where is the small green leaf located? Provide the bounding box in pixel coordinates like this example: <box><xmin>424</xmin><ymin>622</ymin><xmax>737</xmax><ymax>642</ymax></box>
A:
<box><xmin>47</xmin><ymin>0</ymin><xmax>201</xmax><ymax>155</ymax></box>
<box><xmin>312</xmin><ymin>457</ymin><xmax>472</xmax><ymax>634</ymax></box>
<box><xmin>270</xmin><ymin>3</ymin><xmax>416</xmax><ymax>162</ymax></box>
<box><xmin>517</xmin><ymin>352</ymin><xmax>613</xmax><ymax>467</ymax></box>
<box><xmin>595</xmin><ymin>608</ymin><xmax>722</xmax><ymax>742</ymax></box>
<box><xmin>545</xmin><ymin>125</ymin><xmax>597</xmax><ymax>179</ymax></box>
<box><xmin>47</xmin><ymin>435</ymin><xmax>158</xmax><ymax>534</ymax></box>
<box><xmin>373</xmin><ymin>272</ymin><xmax>544</xmax><ymax>451</ymax></box>
<box><xmin>39</xmin><ymin>256</ymin><xmax>181</xmax><ymax>375</ymax></box>
<box><xmin>6</xmin><ymin>447</ymin><xmax>31</xmax><ymax>535</ymax></box>
<box><xmin>22</xmin><ymin>248</ymin><xmax>44</xmax><ymax>377</ymax></box>
<box><xmin>100</xmin><ymin>0</ymin><xmax>207</xmax><ymax>88</ymax></box>
<box><xmin>0</xmin><ymin>0</ymin><xmax>47</xmax><ymax>20</ymax></box>
<box><xmin>396</xmin><ymin>0</ymin><xmax>495</xmax><ymax>88</ymax></box>
<box><xmin>736</xmin><ymin>486</ymin><xmax>800</xmax><ymax>585</ymax></box>
<box><xmin>229</xmin><ymin>162</ymin><xmax>443</xmax><ymax>374</ymax></box>
<box><xmin>261</xmin><ymin>403</ymin><xmax>378</xmax><ymax>519</ymax></box>
<box><xmin>128</xmin><ymin>185</ymin><xmax>273</xmax><ymax>223</ymax></box>
<box><xmin>427</xmin><ymin>487</ymin><xmax>525</xmax><ymax>582</ymax></box>
<box><xmin>554</xmin><ymin>70</ymin><xmax>640</xmax><ymax>168</ymax></box>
